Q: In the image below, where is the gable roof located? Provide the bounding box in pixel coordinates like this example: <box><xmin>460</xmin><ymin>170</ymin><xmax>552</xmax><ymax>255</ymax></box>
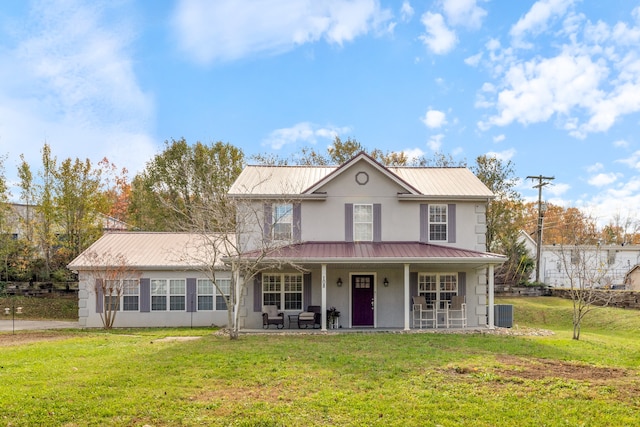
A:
<box><xmin>228</xmin><ymin>151</ymin><xmax>494</xmax><ymax>200</ymax></box>
<box><xmin>68</xmin><ymin>232</ymin><xmax>230</xmax><ymax>271</ymax></box>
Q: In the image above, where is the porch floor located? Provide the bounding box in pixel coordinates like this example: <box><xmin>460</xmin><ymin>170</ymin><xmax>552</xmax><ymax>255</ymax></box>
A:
<box><xmin>241</xmin><ymin>326</ymin><xmax>493</xmax><ymax>335</ymax></box>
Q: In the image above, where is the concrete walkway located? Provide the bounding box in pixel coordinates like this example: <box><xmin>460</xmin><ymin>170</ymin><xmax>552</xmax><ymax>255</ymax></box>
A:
<box><xmin>0</xmin><ymin>319</ymin><xmax>80</xmax><ymax>332</ymax></box>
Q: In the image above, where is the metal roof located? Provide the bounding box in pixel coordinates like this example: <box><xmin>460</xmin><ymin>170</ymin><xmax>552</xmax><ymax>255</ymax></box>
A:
<box><xmin>231</xmin><ymin>241</ymin><xmax>506</xmax><ymax>265</ymax></box>
<box><xmin>68</xmin><ymin>232</ymin><xmax>231</xmax><ymax>271</ymax></box>
<box><xmin>228</xmin><ymin>157</ymin><xmax>493</xmax><ymax>199</ymax></box>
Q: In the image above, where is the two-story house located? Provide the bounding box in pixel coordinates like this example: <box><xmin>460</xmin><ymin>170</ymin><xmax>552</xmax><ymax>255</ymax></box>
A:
<box><xmin>68</xmin><ymin>152</ymin><xmax>505</xmax><ymax>329</ymax></box>
<box><xmin>229</xmin><ymin>152</ymin><xmax>505</xmax><ymax>330</ymax></box>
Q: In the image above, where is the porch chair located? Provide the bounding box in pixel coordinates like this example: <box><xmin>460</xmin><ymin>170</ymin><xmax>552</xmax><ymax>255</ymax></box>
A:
<box><xmin>412</xmin><ymin>296</ymin><xmax>435</xmax><ymax>329</ymax></box>
<box><xmin>447</xmin><ymin>295</ymin><xmax>467</xmax><ymax>328</ymax></box>
<box><xmin>298</xmin><ymin>305</ymin><xmax>322</xmax><ymax>329</ymax></box>
<box><xmin>262</xmin><ymin>305</ymin><xmax>284</xmax><ymax>329</ymax></box>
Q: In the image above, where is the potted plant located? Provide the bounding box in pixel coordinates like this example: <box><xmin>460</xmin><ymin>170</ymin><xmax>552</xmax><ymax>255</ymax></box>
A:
<box><xmin>327</xmin><ymin>306</ymin><xmax>340</xmax><ymax>329</ymax></box>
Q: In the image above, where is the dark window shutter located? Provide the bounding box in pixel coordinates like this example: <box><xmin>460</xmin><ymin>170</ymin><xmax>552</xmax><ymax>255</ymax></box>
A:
<box><xmin>95</xmin><ymin>279</ymin><xmax>103</xmax><ymax>313</ymax></box>
<box><xmin>458</xmin><ymin>272</ymin><xmax>466</xmax><ymax>296</ymax></box>
<box><xmin>448</xmin><ymin>204</ymin><xmax>456</xmax><ymax>243</ymax></box>
<box><xmin>420</xmin><ymin>204</ymin><xmax>428</xmax><ymax>243</ymax></box>
<box><xmin>253</xmin><ymin>275</ymin><xmax>262</xmax><ymax>312</ymax></box>
<box><xmin>303</xmin><ymin>273</ymin><xmax>312</xmax><ymax>309</ymax></box>
<box><xmin>263</xmin><ymin>203</ymin><xmax>272</xmax><ymax>241</ymax></box>
<box><xmin>139</xmin><ymin>278</ymin><xmax>150</xmax><ymax>313</ymax></box>
<box><xmin>293</xmin><ymin>202</ymin><xmax>302</xmax><ymax>241</ymax></box>
<box><xmin>186</xmin><ymin>278</ymin><xmax>197</xmax><ymax>312</ymax></box>
<box><xmin>409</xmin><ymin>272</ymin><xmax>418</xmax><ymax>310</ymax></box>
<box><xmin>345</xmin><ymin>203</ymin><xmax>354</xmax><ymax>242</ymax></box>
<box><xmin>373</xmin><ymin>203</ymin><xmax>382</xmax><ymax>242</ymax></box>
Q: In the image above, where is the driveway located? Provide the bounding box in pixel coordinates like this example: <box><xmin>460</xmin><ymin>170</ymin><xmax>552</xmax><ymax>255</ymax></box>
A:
<box><xmin>0</xmin><ymin>320</ymin><xmax>80</xmax><ymax>332</ymax></box>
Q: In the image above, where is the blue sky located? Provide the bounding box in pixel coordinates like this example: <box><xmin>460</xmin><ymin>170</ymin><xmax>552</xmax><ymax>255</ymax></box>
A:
<box><xmin>1</xmin><ymin>0</ymin><xmax>640</xmax><ymax>225</ymax></box>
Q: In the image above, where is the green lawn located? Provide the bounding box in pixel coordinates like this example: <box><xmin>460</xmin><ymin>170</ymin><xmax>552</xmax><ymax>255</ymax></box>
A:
<box><xmin>1</xmin><ymin>297</ymin><xmax>639</xmax><ymax>426</ymax></box>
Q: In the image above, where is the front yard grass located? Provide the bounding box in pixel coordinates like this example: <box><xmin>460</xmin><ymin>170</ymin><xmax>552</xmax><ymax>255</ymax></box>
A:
<box><xmin>1</xmin><ymin>297</ymin><xmax>639</xmax><ymax>426</ymax></box>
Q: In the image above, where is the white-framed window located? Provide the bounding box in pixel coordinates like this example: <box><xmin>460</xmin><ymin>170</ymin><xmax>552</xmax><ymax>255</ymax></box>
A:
<box><xmin>418</xmin><ymin>273</ymin><xmax>458</xmax><ymax>309</ymax></box>
<box><xmin>273</xmin><ymin>203</ymin><xmax>293</xmax><ymax>240</ymax></box>
<box><xmin>216</xmin><ymin>278</ymin><xmax>231</xmax><ymax>310</ymax></box>
<box><xmin>151</xmin><ymin>279</ymin><xmax>186</xmax><ymax>311</ymax></box>
<box><xmin>354</xmin><ymin>204</ymin><xmax>373</xmax><ymax>242</ymax></box>
<box><xmin>104</xmin><ymin>279</ymin><xmax>139</xmax><ymax>311</ymax></box>
<box><xmin>429</xmin><ymin>204</ymin><xmax>448</xmax><ymax>241</ymax></box>
<box><xmin>262</xmin><ymin>273</ymin><xmax>303</xmax><ymax>311</ymax></box>
<box><xmin>197</xmin><ymin>279</ymin><xmax>214</xmax><ymax>311</ymax></box>
<box><xmin>197</xmin><ymin>278</ymin><xmax>231</xmax><ymax>311</ymax></box>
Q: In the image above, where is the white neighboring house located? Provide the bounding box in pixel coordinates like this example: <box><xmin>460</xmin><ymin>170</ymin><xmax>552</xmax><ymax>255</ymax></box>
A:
<box><xmin>69</xmin><ymin>152</ymin><xmax>507</xmax><ymax>330</ymax></box>
<box><xmin>68</xmin><ymin>232</ymin><xmax>233</xmax><ymax>328</ymax></box>
<box><xmin>522</xmin><ymin>230</ymin><xmax>640</xmax><ymax>289</ymax></box>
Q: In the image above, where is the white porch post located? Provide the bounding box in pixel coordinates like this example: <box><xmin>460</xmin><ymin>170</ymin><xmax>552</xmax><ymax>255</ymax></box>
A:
<box><xmin>488</xmin><ymin>264</ymin><xmax>495</xmax><ymax>329</ymax></box>
<box><xmin>404</xmin><ymin>263</ymin><xmax>410</xmax><ymax>331</ymax></box>
<box><xmin>321</xmin><ymin>263</ymin><xmax>327</xmax><ymax>332</ymax></box>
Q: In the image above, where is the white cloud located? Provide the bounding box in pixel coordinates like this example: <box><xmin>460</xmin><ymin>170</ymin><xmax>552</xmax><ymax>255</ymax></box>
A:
<box><xmin>464</xmin><ymin>52</ymin><xmax>482</xmax><ymax>66</ymax></box>
<box><xmin>421</xmin><ymin>109</ymin><xmax>447</xmax><ymax>128</ymax></box>
<box><xmin>400</xmin><ymin>1</ymin><xmax>414</xmax><ymax>22</ymax></box>
<box><xmin>613</xmin><ymin>139</ymin><xmax>630</xmax><ymax>148</ymax></box>
<box><xmin>427</xmin><ymin>134</ymin><xmax>444</xmax><ymax>151</ymax></box>
<box><xmin>442</xmin><ymin>0</ymin><xmax>487</xmax><ymax>30</ymax></box>
<box><xmin>588</xmin><ymin>172</ymin><xmax>621</xmax><ymax>187</ymax></box>
<box><xmin>419</xmin><ymin>12</ymin><xmax>457</xmax><ymax>54</ymax></box>
<box><xmin>586</xmin><ymin>162</ymin><xmax>604</xmax><ymax>173</ymax></box>
<box><xmin>493</xmin><ymin>134</ymin><xmax>505</xmax><ymax>143</ymax></box>
<box><xmin>510</xmin><ymin>0</ymin><xmax>576</xmax><ymax>44</ymax></box>
<box><xmin>546</xmin><ymin>182</ymin><xmax>570</xmax><ymax>197</ymax></box>
<box><xmin>263</xmin><ymin>122</ymin><xmax>347</xmax><ymax>150</ymax></box>
<box><xmin>616</xmin><ymin>150</ymin><xmax>640</xmax><ymax>170</ymax></box>
<box><xmin>485</xmin><ymin>148</ymin><xmax>516</xmax><ymax>161</ymax></box>
<box><xmin>171</xmin><ymin>0</ymin><xmax>393</xmax><ymax>64</ymax></box>
<box><xmin>0</xmin><ymin>0</ymin><xmax>155</xmax><ymax>196</ymax></box>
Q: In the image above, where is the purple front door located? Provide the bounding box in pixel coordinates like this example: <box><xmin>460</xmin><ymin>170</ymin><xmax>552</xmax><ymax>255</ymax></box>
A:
<box><xmin>352</xmin><ymin>275</ymin><xmax>374</xmax><ymax>326</ymax></box>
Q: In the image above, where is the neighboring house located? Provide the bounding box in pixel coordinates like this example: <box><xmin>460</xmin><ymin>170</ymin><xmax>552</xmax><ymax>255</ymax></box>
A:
<box><xmin>69</xmin><ymin>152</ymin><xmax>507</xmax><ymax>330</ymax></box>
<box><xmin>68</xmin><ymin>233</ymin><xmax>232</xmax><ymax>328</ymax></box>
<box><xmin>523</xmin><ymin>234</ymin><xmax>640</xmax><ymax>289</ymax></box>
<box><xmin>624</xmin><ymin>265</ymin><xmax>640</xmax><ymax>291</ymax></box>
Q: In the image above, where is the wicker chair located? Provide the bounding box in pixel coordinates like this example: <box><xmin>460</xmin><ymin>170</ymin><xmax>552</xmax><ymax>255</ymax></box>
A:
<box><xmin>298</xmin><ymin>305</ymin><xmax>321</xmax><ymax>328</ymax></box>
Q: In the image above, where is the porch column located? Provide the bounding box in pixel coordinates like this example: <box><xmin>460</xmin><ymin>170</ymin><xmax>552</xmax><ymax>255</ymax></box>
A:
<box><xmin>488</xmin><ymin>264</ymin><xmax>495</xmax><ymax>328</ymax></box>
<box><xmin>404</xmin><ymin>263</ymin><xmax>410</xmax><ymax>331</ymax></box>
<box><xmin>321</xmin><ymin>263</ymin><xmax>327</xmax><ymax>332</ymax></box>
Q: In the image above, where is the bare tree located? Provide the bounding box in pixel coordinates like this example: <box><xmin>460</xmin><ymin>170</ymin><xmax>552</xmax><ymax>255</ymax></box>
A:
<box><xmin>556</xmin><ymin>244</ymin><xmax>619</xmax><ymax>340</ymax></box>
<box><xmin>82</xmin><ymin>250</ymin><xmax>141</xmax><ymax>329</ymax></box>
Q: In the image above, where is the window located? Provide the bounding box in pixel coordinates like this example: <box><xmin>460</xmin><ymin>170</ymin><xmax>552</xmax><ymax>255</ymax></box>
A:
<box><xmin>418</xmin><ymin>273</ymin><xmax>457</xmax><ymax>309</ymax></box>
<box><xmin>262</xmin><ymin>273</ymin><xmax>303</xmax><ymax>311</ymax></box>
<box><xmin>429</xmin><ymin>205</ymin><xmax>447</xmax><ymax>241</ymax></box>
<box><xmin>151</xmin><ymin>279</ymin><xmax>186</xmax><ymax>311</ymax></box>
<box><xmin>354</xmin><ymin>204</ymin><xmax>373</xmax><ymax>242</ymax></box>
<box><xmin>169</xmin><ymin>279</ymin><xmax>186</xmax><ymax>311</ymax></box>
<box><xmin>216</xmin><ymin>278</ymin><xmax>231</xmax><ymax>310</ymax></box>
<box><xmin>273</xmin><ymin>203</ymin><xmax>293</xmax><ymax>240</ymax></box>
<box><xmin>197</xmin><ymin>279</ymin><xmax>214</xmax><ymax>310</ymax></box>
<box><xmin>104</xmin><ymin>279</ymin><xmax>139</xmax><ymax>312</ymax></box>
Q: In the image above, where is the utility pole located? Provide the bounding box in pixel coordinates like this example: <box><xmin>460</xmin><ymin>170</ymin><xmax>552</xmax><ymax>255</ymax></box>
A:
<box><xmin>527</xmin><ymin>175</ymin><xmax>555</xmax><ymax>284</ymax></box>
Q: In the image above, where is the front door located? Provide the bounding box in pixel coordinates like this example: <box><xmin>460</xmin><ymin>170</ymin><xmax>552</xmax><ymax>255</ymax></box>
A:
<box><xmin>352</xmin><ymin>275</ymin><xmax>374</xmax><ymax>326</ymax></box>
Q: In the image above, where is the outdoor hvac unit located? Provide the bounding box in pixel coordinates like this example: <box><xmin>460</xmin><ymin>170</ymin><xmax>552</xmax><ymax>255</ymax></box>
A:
<box><xmin>494</xmin><ymin>304</ymin><xmax>513</xmax><ymax>328</ymax></box>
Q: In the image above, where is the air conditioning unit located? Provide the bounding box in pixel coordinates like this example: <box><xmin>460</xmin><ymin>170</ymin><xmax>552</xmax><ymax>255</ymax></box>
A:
<box><xmin>494</xmin><ymin>304</ymin><xmax>513</xmax><ymax>328</ymax></box>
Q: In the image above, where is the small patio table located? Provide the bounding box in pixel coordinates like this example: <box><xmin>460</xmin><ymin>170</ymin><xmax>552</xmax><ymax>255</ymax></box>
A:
<box><xmin>288</xmin><ymin>314</ymin><xmax>299</xmax><ymax>329</ymax></box>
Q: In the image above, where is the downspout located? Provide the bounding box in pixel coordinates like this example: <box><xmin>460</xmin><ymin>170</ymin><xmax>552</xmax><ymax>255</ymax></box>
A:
<box><xmin>404</xmin><ymin>263</ymin><xmax>410</xmax><ymax>331</ymax></box>
<box><xmin>488</xmin><ymin>263</ymin><xmax>495</xmax><ymax>328</ymax></box>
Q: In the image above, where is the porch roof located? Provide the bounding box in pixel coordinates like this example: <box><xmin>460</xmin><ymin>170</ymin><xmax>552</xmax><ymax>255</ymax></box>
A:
<box><xmin>229</xmin><ymin>241</ymin><xmax>506</xmax><ymax>265</ymax></box>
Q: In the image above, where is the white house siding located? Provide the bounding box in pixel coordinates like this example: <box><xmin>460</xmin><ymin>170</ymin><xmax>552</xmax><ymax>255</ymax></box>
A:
<box><xmin>241</xmin><ymin>266</ymin><xmax>485</xmax><ymax>329</ymax></box>
<box><xmin>540</xmin><ymin>245</ymin><xmax>640</xmax><ymax>288</ymax></box>
<box><xmin>77</xmin><ymin>270</ymin><xmax>233</xmax><ymax>328</ymax></box>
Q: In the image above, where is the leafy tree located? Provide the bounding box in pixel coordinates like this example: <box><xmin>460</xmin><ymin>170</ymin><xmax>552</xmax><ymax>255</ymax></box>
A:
<box><xmin>471</xmin><ymin>155</ymin><xmax>523</xmax><ymax>253</ymax></box>
<box><xmin>99</xmin><ymin>158</ymin><xmax>131</xmax><ymax>225</ymax></box>
<box><xmin>54</xmin><ymin>157</ymin><xmax>108</xmax><ymax>263</ymax></box>
<box><xmin>17</xmin><ymin>154</ymin><xmax>36</xmax><ymax>244</ymax></box>
<box><xmin>129</xmin><ymin>138</ymin><xmax>244</xmax><ymax>231</ymax></box>
<box><xmin>494</xmin><ymin>233</ymin><xmax>535</xmax><ymax>286</ymax></box>
<box><xmin>34</xmin><ymin>143</ymin><xmax>58</xmax><ymax>278</ymax></box>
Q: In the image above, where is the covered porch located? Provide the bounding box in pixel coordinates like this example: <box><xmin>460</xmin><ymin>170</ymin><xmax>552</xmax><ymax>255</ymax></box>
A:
<box><xmin>238</xmin><ymin>242</ymin><xmax>506</xmax><ymax>331</ymax></box>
